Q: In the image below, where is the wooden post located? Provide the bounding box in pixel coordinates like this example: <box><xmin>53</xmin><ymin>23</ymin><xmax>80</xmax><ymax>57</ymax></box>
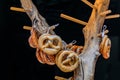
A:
<box><xmin>73</xmin><ymin>0</ymin><xmax>110</xmax><ymax>80</ymax></box>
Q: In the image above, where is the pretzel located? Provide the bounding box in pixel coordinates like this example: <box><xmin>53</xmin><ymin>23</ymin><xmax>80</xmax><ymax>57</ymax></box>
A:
<box><xmin>55</xmin><ymin>50</ymin><xmax>79</xmax><ymax>72</ymax></box>
<box><xmin>36</xmin><ymin>48</ymin><xmax>55</xmax><ymax>65</ymax></box>
<box><xmin>28</xmin><ymin>28</ymin><xmax>39</xmax><ymax>48</ymax></box>
<box><xmin>99</xmin><ymin>35</ymin><xmax>111</xmax><ymax>59</ymax></box>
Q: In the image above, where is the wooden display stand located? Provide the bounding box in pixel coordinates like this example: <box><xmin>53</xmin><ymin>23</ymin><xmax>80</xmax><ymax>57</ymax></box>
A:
<box><xmin>10</xmin><ymin>0</ymin><xmax>120</xmax><ymax>80</ymax></box>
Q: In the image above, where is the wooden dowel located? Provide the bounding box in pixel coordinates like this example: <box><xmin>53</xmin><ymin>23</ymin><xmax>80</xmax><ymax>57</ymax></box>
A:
<box><xmin>23</xmin><ymin>26</ymin><xmax>32</xmax><ymax>30</ymax></box>
<box><xmin>97</xmin><ymin>30</ymin><xmax>109</xmax><ymax>37</ymax></box>
<box><xmin>60</xmin><ymin>13</ymin><xmax>87</xmax><ymax>26</ymax></box>
<box><xmin>105</xmin><ymin>14</ymin><xmax>120</xmax><ymax>19</ymax></box>
<box><xmin>10</xmin><ymin>7</ymin><xmax>25</xmax><ymax>12</ymax></box>
<box><xmin>55</xmin><ymin>76</ymin><xmax>67</xmax><ymax>80</ymax></box>
<box><xmin>100</xmin><ymin>10</ymin><xmax>112</xmax><ymax>16</ymax></box>
<box><xmin>81</xmin><ymin>0</ymin><xmax>96</xmax><ymax>9</ymax></box>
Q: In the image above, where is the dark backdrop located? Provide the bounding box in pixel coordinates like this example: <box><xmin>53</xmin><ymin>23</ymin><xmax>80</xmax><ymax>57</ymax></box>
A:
<box><xmin>1</xmin><ymin>0</ymin><xmax>120</xmax><ymax>80</ymax></box>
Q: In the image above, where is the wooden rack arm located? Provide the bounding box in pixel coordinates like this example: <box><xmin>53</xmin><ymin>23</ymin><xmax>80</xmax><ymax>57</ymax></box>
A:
<box><xmin>100</xmin><ymin>10</ymin><xmax>112</xmax><ymax>16</ymax></box>
<box><xmin>105</xmin><ymin>14</ymin><xmax>120</xmax><ymax>19</ymax></box>
<box><xmin>60</xmin><ymin>13</ymin><xmax>87</xmax><ymax>26</ymax></box>
<box><xmin>55</xmin><ymin>76</ymin><xmax>67</xmax><ymax>80</ymax></box>
<box><xmin>10</xmin><ymin>7</ymin><xmax>25</xmax><ymax>12</ymax></box>
<box><xmin>81</xmin><ymin>0</ymin><xmax>96</xmax><ymax>9</ymax></box>
<box><xmin>23</xmin><ymin>26</ymin><xmax>32</xmax><ymax>30</ymax></box>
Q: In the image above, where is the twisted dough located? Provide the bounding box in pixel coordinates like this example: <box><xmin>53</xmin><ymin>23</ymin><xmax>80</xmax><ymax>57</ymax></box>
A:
<box><xmin>28</xmin><ymin>28</ymin><xmax>56</xmax><ymax>65</ymax></box>
<box><xmin>28</xmin><ymin>28</ymin><xmax>39</xmax><ymax>48</ymax></box>
<box><xmin>55</xmin><ymin>50</ymin><xmax>79</xmax><ymax>72</ymax></box>
<box><xmin>71</xmin><ymin>45</ymin><xmax>83</xmax><ymax>55</ymax></box>
<box><xmin>100</xmin><ymin>35</ymin><xmax>111</xmax><ymax>59</ymax></box>
<box><xmin>36</xmin><ymin>48</ymin><xmax>55</xmax><ymax>65</ymax></box>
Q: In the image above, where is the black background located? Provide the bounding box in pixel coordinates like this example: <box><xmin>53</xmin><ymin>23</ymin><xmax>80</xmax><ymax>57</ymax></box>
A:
<box><xmin>1</xmin><ymin>0</ymin><xmax>120</xmax><ymax>80</ymax></box>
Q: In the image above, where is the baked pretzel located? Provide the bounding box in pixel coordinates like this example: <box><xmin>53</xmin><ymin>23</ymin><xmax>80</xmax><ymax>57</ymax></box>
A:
<box><xmin>55</xmin><ymin>50</ymin><xmax>79</xmax><ymax>72</ymax></box>
<box><xmin>36</xmin><ymin>48</ymin><xmax>55</xmax><ymax>65</ymax></box>
<box><xmin>38</xmin><ymin>33</ymin><xmax>63</xmax><ymax>55</ymax></box>
<box><xmin>70</xmin><ymin>45</ymin><xmax>83</xmax><ymax>55</ymax></box>
<box><xmin>28</xmin><ymin>28</ymin><xmax>56</xmax><ymax>65</ymax></box>
<box><xmin>28</xmin><ymin>28</ymin><xmax>39</xmax><ymax>48</ymax></box>
<box><xmin>99</xmin><ymin>35</ymin><xmax>111</xmax><ymax>59</ymax></box>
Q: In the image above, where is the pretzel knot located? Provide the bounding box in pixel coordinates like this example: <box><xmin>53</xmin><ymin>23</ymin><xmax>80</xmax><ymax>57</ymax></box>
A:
<box><xmin>55</xmin><ymin>50</ymin><xmax>79</xmax><ymax>72</ymax></box>
<box><xmin>99</xmin><ymin>35</ymin><xmax>111</xmax><ymax>59</ymax></box>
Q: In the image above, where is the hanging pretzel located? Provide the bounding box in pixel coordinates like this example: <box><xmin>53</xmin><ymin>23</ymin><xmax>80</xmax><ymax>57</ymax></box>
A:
<box><xmin>99</xmin><ymin>35</ymin><xmax>111</xmax><ymax>59</ymax></box>
<box><xmin>38</xmin><ymin>33</ymin><xmax>63</xmax><ymax>55</ymax></box>
<box><xmin>70</xmin><ymin>45</ymin><xmax>83</xmax><ymax>55</ymax></box>
<box><xmin>66</xmin><ymin>40</ymin><xmax>83</xmax><ymax>55</ymax></box>
<box><xmin>55</xmin><ymin>50</ymin><xmax>79</xmax><ymax>72</ymax></box>
<box><xmin>36</xmin><ymin>48</ymin><xmax>55</xmax><ymax>65</ymax></box>
<box><xmin>28</xmin><ymin>28</ymin><xmax>39</xmax><ymax>48</ymax></box>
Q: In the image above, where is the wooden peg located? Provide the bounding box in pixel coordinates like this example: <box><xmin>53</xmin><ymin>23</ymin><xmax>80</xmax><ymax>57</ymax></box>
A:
<box><xmin>10</xmin><ymin>7</ymin><xmax>25</xmax><ymax>12</ymax></box>
<box><xmin>23</xmin><ymin>26</ymin><xmax>32</xmax><ymax>30</ymax></box>
<box><xmin>60</xmin><ymin>13</ymin><xmax>87</xmax><ymax>26</ymax></box>
<box><xmin>55</xmin><ymin>76</ymin><xmax>67</xmax><ymax>80</ymax></box>
<box><xmin>105</xmin><ymin>14</ymin><xmax>120</xmax><ymax>19</ymax></box>
<box><xmin>100</xmin><ymin>10</ymin><xmax>112</xmax><ymax>16</ymax></box>
<box><xmin>81</xmin><ymin>0</ymin><xmax>96</xmax><ymax>9</ymax></box>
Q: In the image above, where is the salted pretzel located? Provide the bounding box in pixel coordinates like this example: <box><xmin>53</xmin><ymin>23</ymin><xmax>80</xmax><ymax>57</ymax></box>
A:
<box><xmin>99</xmin><ymin>35</ymin><xmax>111</xmax><ymax>59</ymax></box>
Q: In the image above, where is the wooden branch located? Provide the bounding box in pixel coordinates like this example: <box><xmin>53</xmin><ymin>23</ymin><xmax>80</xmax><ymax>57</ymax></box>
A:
<box><xmin>81</xmin><ymin>0</ymin><xmax>96</xmax><ymax>9</ymax></box>
<box><xmin>73</xmin><ymin>0</ymin><xmax>110</xmax><ymax>80</ymax></box>
<box><xmin>20</xmin><ymin>0</ymin><xmax>53</xmax><ymax>34</ymax></box>
<box><xmin>60</xmin><ymin>13</ymin><xmax>87</xmax><ymax>26</ymax></box>
<box><xmin>105</xmin><ymin>14</ymin><xmax>120</xmax><ymax>19</ymax></box>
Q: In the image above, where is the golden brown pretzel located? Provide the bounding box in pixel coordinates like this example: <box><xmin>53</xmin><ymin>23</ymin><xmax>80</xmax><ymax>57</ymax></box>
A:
<box><xmin>38</xmin><ymin>33</ymin><xmax>63</xmax><ymax>55</ymax></box>
<box><xmin>55</xmin><ymin>50</ymin><xmax>79</xmax><ymax>72</ymax></box>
